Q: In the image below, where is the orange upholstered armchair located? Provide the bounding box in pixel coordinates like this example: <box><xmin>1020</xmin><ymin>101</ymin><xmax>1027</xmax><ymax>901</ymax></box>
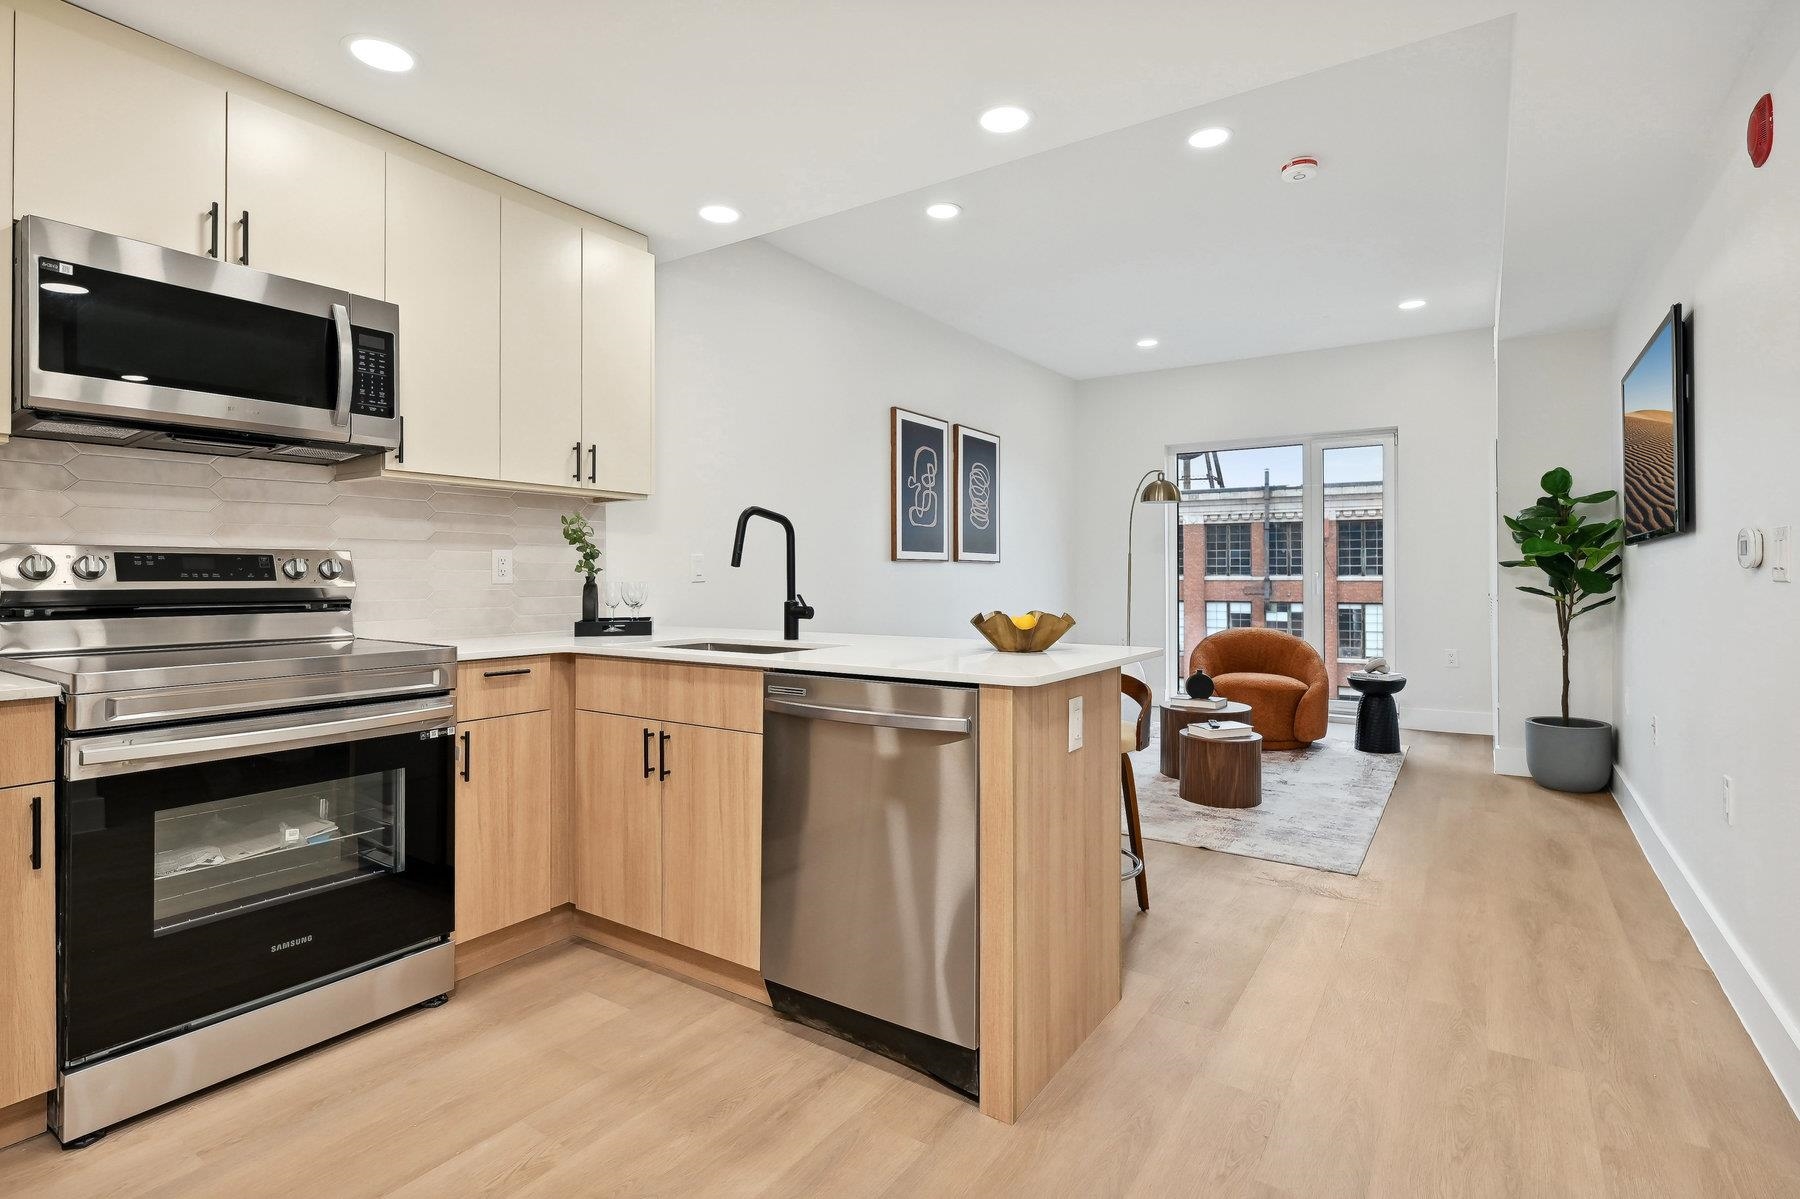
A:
<box><xmin>1191</xmin><ymin>628</ymin><xmax>1330</xmax><ymax>750</ymax></box>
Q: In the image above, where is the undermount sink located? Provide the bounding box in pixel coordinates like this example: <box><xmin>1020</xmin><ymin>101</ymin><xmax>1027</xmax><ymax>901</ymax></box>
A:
<box><xmin>654</xmin><ymin>640</ymin><xmax>830</xmax><ymax>655</ymax></box>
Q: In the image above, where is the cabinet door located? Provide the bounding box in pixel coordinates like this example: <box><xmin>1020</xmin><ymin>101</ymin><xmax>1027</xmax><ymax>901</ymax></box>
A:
<box><xmin>500</xmin><ymin>200</ymin><xmax>584</xmax><ymax>487</ymax></box>
<box><xmin>14</xmin><ymin>13</ymin><xmax>224</xmax><ymax>254</ymax></box>
<box><xmin>659</xmin><ymin>724</ymin><xmax>761</xmax><ymax>968</ymax></box>
<box><xmin>456</xmin><ymin>710</ymin><xmax>560</xmax><ymax>941</ymax></box>
<box><xmin>225</xmin><ymin>94</ymin><xmax>385</xmax><ymax>296</ymax></box>
<box><xmin>384</xmin><ymin>154</ymin><xmax>501</xmax><ymax>481</ymax></box>
<box><xmin>574</xmin><ymin>711</ymin><xmax>662</xmax><ymax>935</ymax></box>
<box><xmin>0</xmin><ymin>784</ymin><xmax>54</xmax><ymax>1107</ymax></box>
<box><xmin>580</xmin><ymin>230</ymin><xmax>656</xmax><ymax>495</ymax></box>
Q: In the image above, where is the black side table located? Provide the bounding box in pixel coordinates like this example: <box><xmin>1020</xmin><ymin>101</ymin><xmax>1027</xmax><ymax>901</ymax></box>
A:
<box><xmin>1346</xmin><ymin>673</ymin><xmax>1406</xmax><ymax>753</ymax></box>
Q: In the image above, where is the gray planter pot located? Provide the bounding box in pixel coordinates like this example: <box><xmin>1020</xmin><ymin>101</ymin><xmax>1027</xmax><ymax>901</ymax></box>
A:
<box><xmin>1524</xmin><ymin>717</ymin><xmax>1614</xmax><ymax>793</ymax></box>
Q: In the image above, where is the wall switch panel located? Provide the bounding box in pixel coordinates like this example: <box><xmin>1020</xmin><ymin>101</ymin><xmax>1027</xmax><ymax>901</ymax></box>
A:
<box><xmin>490</xmin><ymin>549</ymin><xmax>514</xmax><ymax>584</ymax></box>
<box><xmin>1722</xmin><ymin>774</ymin><xmax>1737</xmax><ymax>825</ymax></box>
<box><xmin>1068</xmin><ymin>696</ymin><xmax>1084</xmax><ymax>752</ymax></box>
<box><xmin>690</xmin><ymin>553</ymin><xmax>707</xmax><ymax>582</ymax></box>
<box><xmin>1773</xmin><ymin>526</ymin><xmax>1791</xmax><ymax>583</ymax></box>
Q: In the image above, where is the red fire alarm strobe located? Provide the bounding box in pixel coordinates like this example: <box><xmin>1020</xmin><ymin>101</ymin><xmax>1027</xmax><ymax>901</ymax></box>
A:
<box><xmin>1749</xmin><ymin>93</ymin><xmax>1774</xmax><ymax>168</ymax></box>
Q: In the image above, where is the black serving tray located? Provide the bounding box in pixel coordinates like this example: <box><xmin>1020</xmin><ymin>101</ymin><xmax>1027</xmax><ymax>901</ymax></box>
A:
<box><xmin>575</xmin><ymin>616</ymin><xmax>653</xmax><ymax>638</ymax></box>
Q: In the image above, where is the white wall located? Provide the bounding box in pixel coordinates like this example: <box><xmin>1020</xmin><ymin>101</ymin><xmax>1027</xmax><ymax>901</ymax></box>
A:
<box><xmin>604</xmin><ymin>240</ymin><xmax>1079</xmax><ymax>637</ymax></box>
<box><xmin>1492</xmin><ymin>329</ymin><xmax>1618</xmax><ymax>774</ymax></box>
<box><xmin>1603</xmin><ymin>1</ymin><xmax>1800</xmax><ymax>1111</ymax></box>
<box><xmin>1071</xmin><ymin>329</ymin><xmax>1496</xmax><ymax>731</ymax></box>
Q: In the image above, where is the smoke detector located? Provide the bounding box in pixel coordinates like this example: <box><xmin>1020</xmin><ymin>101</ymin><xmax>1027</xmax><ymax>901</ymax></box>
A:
<box><xmin>1280</xmin><ymin>157</ymin><xmax>1321</xmax><ymax>183</ymax></box>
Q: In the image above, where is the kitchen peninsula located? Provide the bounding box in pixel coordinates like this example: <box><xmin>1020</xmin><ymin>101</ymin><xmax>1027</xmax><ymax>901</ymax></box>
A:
<box><xmin>447</xmin><ymin>627</ymin><xmax>1156</xmax><ymax>1124</ymax></box>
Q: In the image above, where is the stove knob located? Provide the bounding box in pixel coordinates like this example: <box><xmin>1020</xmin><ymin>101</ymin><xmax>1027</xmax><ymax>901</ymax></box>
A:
<box><xmin>17</xmin><ymin>553</ymin><xmax>55</xmax><ymax>581</ymax></box>
<box><xmin>72</xmin><ymin>554</ymin><xmax>108</xmax><ymax>581</ymax></box>
<box><xmin>282</xmin><ymin>557</ymin><xmax>311</xmax><ymax>580</ymax></box>
<box><xmin>317</xmin><ymin>558</ymin><xmax>343</xmax><ymax>581</ymax></box>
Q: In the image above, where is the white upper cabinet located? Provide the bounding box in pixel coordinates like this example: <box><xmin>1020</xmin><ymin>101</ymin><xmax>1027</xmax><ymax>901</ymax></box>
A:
<box><xmin>500</xmin><ymin>200</ymin><xmax>584</xmax><ymax>488</ymax></box>
<box><xmin>224</xmin><ymin>94</ymin><xmax>385</xmax><ymax>297</ymax></box>
<box><xmin>384</xmin><ymin>154</ymin><xmax>501</xmax><ymax>482</ymax></box>
<box><xmin>582</xmin><ymin>231</ymin><xmax>656</xmax><ymax>496</ymax></box>
<box><xmin>14</xmin><ymin>13</ymin><xmax>225</xmax><ymax>254</ymax></box>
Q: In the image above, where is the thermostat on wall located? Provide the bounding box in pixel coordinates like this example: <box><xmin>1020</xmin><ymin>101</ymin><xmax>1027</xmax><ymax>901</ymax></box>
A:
<box><xmin>1737</xmin><ymin>526</ymin><xmax>1765</xmax><ymax>568</ymax></box>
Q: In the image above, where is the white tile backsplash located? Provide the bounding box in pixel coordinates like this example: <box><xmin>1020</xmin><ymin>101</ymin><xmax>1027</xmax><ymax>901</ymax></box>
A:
<box><xmin>0</xmin><ymin>439</ymin><xmax>600</xmax><ymax>643</ymax></box>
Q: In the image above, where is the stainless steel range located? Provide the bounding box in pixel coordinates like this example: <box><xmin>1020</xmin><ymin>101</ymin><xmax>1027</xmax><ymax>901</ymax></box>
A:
<box><xmin>0</xmin><ymin>544</ymin><xmax>457</xmax><ymax>1146</ymax></box>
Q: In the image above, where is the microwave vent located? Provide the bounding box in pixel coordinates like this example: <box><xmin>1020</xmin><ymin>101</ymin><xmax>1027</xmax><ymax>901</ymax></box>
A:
<box><xmin>19</xmin><ymin>419</ymin><xmax>141</xmax><ymax>442</ymax></box>
<box><xmin>271</xmin><ymin>444</ymin><xmax>360</xmax><ymax>463</ymax></box>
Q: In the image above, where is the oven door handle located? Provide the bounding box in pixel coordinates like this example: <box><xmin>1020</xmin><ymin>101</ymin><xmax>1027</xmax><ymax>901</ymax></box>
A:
<box><xmin>66</xmin><ymin>696</ymin><xmax>454</xmax><ymax>781</ymax></box>
<box><xmin>331</xmin><ymin>302</ymin><xmax>354</xmax><ymax>428</ymax></box>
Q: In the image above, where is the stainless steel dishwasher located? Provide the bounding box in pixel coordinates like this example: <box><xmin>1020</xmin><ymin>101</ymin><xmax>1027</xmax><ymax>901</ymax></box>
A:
<box><xmin>761</xmin><ymin>671</ymin><xmax>981</xmax><ymax>1097</ymax></box>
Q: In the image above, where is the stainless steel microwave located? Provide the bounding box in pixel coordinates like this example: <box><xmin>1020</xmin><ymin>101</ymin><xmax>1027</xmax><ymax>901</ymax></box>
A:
<box><xmin>12</xmin><ymin>216</ymin><xmax>399</xmax><ymax>462</ymax></box>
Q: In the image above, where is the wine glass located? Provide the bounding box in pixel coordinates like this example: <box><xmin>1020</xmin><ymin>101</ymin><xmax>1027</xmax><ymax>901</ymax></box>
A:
<box><xmin>604</xmin><ymin>581</ymin><xmax>623</xmax><ymax>617</ymax></box>
<box><xmin>622</xmin><ymin>581</ymin><xmax>648</xmax><ymax>618</ymax></box>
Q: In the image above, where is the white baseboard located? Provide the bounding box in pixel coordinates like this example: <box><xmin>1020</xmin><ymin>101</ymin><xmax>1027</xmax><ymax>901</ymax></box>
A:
<box><xmin>1492</xmin><ymin>745</ymin><xmax>1528</xmax><ymax>776</ymax></box>
<box><xmin>1398</xmin><ymin>706</ymin><xmax>1492</xmax><ymax>735</ymax></box>
<box><xmin>1612</xmin><ymin>768</ymin><xmax>1800</xmax><ymax>1119</ymax></box>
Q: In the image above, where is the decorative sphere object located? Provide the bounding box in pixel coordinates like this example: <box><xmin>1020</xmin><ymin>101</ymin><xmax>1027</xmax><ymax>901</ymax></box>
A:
<box><xmin>1363</xmin><ymin>657</ymin><xmax>1389</xmax><ymax>675</ymax></box>
<box><xmin>1184</xmin><ymin>671</ymin><xmax>1215</xmax><ymax>699</ymax></box>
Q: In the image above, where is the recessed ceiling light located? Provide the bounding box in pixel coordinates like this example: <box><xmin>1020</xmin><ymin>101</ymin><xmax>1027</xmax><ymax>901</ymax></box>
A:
<box><xmin>345</xmin><ymin>36</ymin><xmax>415</xmax><ymax>73</ymax></box>
<box><xmin>120</xmin><ymin>374</ymin><xmax>149</xmax><ymax>382</ymax></box>
<box><xmin>925</xmin><ymin>202</ymin><xmax>962</xmax><ymax>220</ymax></box>
<box><xmin>1186</xmin><ymin>126</ymin><xmax>1232</xmax><ymax>149</ymax></box>
<box><xmin>1397</xmin><ymin>298</ymin><xmax>1428</xmax><ymax>310</ymax></box>
<box><xmin>40</xmin><ymin>281</ymin><xmax>88</xmax><ymax>295</ymax></box>
<box><xmin>1136</xmin><ymin>337</ymin><xmax>1160</xmax><ymax>349</ymax></box>
<box><xmin>698</xmin><ymin>205</ymin><xmax>741</xmax><ymax>224</ymax></box>
<box><xmin>978</xmin><ymin>105</ymin><xmax>1032</xmax><ymax>134</ymax></box>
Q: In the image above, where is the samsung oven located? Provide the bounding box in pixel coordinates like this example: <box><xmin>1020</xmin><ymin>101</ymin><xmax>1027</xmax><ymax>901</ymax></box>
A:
<box><xmin>13</xmin><ymin>215</ymin><xmax>399</xmax><ymax>462</ymax></box>
<box><xmin>54</xmin><ymin>697</ymin><xmax>454</xmax><ymax>1142</ymax></box>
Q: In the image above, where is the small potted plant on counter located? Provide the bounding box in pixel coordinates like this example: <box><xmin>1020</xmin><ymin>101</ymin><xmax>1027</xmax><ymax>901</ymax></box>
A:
<box><xmin>561</xmin><ymin>512</ymin><xmax>603</xmax><ymax>628</ymax></box>
<box><xmin>1499</xmin><ymin>467</ymin><xmax>1622</xmax><ymax>792</ymax></box>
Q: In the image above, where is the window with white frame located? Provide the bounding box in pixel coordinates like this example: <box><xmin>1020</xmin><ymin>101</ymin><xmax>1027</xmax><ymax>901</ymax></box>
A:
<box><xmin>1205</xmin><ymin>601</ymin><xmax>1253</xmax><ymax>637</ymax></box>
<box><xmin>1266</xmin><ymin>601</ymin><xmax>1304</xmax><ymax>639</ymax></box>
<box><xmin>1336</xmin><ymin>603</ymin><xmax>1384</xmax><ymax>659</ymax></box>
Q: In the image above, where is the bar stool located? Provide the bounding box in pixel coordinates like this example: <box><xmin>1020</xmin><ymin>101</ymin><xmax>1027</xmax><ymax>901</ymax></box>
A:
<box><xmin>1120</xmin><ymin>675</ymin><xmax>1151</xmax><ymax>911</ymax></box>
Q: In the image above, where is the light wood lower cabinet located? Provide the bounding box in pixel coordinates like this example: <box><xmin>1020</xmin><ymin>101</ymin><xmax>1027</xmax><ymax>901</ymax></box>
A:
<box><xmin>574</xmin><ymin>711</ymin><xmax>762</xmax><ymax>969</ymax></box>
<box><xmin>0</xmin><ymin>783</ymin><xmax>54</xmax><ymax>1109</ymax></box>
<box><xmin>455</xmin><ymin>709</ymin><xmax>563</xmax><ymax>942</ymax></box>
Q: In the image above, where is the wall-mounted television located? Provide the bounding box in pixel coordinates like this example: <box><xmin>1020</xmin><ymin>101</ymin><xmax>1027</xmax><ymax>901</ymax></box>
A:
<box><xmin>1620</xmin><ymin>303</ymin><xmax>1693</xmax><ymax>544</ymax></box>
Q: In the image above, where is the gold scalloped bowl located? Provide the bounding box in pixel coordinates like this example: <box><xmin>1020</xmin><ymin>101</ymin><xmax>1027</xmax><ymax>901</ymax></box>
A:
<box><xmin>970</xmin><ymin>611</ymin><xmax>1077</xmax><ymax>653</ymax></box>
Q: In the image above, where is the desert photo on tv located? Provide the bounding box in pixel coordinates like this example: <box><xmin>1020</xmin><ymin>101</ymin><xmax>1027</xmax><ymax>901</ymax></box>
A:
<box><xmin>1621</xmin><ymin>317</ymin><xmax>1678</xmax><ymax>539</ymax></box>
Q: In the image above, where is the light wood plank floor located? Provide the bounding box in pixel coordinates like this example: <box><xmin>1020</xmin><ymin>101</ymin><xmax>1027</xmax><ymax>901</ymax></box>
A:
<box><xmin>3</xmin><ymin>732</ymin><xmax>1796</xmax><ymax>1197</ymax></box>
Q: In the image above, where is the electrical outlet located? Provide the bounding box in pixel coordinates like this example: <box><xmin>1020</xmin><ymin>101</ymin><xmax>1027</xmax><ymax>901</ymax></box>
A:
<box><xmin>1444</xmin><ymin>649</ymin><xmax>1460</xmax><ymax>668</ymax></box>
<box><xmin>490</xmin><ymin>549</ymin><xmax>514</xmax><ymax>584</ymax></box>
<box><xmin>1068</xmin><ymin>696</ymin><xmax>1084</xmax><ymax>752</ymax></box>
<box><xmin>690</xmin><ymin>553</ymin><xmax>707</xmax><ymax>583</ymax></box>
<box><xmin>1722</xmin><ymin>774</ymin><xmax>1737</xmax><ymax>825</ymax></box>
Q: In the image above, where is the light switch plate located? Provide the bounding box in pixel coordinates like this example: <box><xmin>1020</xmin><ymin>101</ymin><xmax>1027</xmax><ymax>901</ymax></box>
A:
<box><xmin>490</xmin><ymin>549</ymin><xmax>514</xmax><ymax>584</ymax></box>
<box><xmin>1068</xmin><ymin>696</ymin><xmax>1084</xmax><ymax>752</ymax></box>
<box><xmin>690</xmin><ymin>553</ymin><xmax>707</xmax><ymax>582</ymax></box>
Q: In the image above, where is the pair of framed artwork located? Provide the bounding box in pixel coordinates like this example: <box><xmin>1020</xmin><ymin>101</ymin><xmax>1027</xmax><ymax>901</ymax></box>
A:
<box><xmin>890</xmin><ymin>407</ymin><xmax>999</xmax><ymax>562</ymax></box>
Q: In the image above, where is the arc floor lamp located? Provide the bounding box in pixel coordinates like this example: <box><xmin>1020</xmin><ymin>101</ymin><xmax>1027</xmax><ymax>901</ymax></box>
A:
<box><xmin>1125</xmin><ymin>468</ymin><xmax>1180</xmax><ymax>645</ymax></box>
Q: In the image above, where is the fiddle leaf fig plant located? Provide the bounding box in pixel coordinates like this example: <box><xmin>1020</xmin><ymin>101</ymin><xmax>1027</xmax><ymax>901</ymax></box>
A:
<box><xmin>560</xmin><ymin>512</ymin><xmax>602</xmax><ymax>579</ymax></box>
<box><xmin>1499</xmin><ymin>467</ymin><xmax>1622</xmax><ymax>723</ymax></box>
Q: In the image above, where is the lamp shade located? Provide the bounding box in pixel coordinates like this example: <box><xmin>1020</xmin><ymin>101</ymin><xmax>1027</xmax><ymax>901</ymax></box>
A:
<box><xmin>1139</xmin><ymin>472</ymin><xmax>1180</xmax><ymax>503</ymax></box>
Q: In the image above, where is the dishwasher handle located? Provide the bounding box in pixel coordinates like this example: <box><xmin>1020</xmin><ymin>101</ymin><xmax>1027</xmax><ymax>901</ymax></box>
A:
<box><xmin>764</xmin><ymin>696</ymin><xmax>972</xmax><ymax>735</ymax></box>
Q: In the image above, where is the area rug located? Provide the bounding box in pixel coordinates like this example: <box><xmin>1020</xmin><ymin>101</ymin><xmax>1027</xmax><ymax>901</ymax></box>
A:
<box><xmin>1128</xmin><ymin>733</ymin><xmax>1406</xmax><ymax>875</ymax></box>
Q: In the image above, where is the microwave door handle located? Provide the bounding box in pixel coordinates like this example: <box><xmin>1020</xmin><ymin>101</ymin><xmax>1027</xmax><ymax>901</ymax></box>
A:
<box><xmin>331</xmin><ymin>302</ymin><xmax>354</xmax><ymax>428</ymax></box>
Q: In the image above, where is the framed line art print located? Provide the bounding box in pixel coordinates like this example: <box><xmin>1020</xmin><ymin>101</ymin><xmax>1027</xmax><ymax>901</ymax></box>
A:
<box><xmin>953</xmin><ymin>424</ymin><xmax>1000</xmax><ymax>562</ymax></box>
<box><xmin>891</xmin><ymin>407</ymin><xmax>950</xmax><ymax>560</ymax></box>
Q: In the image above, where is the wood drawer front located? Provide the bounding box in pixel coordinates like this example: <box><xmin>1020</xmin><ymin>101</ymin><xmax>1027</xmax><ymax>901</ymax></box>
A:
<box><xmin>0</xmin><ymin>700</ymin><xmax>55</xmax><ymax>790</ymax></box>
<box><xmin>575</xmin><ymin>658</ymin><xmax>762</xmax><ymax>733</ymax></box>
<box><xmin>457</xmin><ymin>657</ymin><xmax>557</xmax><ymax>722</ymax></box>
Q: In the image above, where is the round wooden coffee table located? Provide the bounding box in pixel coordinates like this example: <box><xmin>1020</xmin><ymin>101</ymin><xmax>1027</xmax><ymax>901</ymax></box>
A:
<box><xmin>1178</xmin><ymin>728</ymin><xmax>1263</xmax><ymax>808</ymax></box>
<box><xmin>1159</xmin><ymin>700</ymin><xmax>1252</xmax><ymax>777</ymax></box>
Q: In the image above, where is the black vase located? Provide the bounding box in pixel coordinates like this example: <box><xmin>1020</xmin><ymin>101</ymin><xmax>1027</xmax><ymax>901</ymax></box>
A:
<box><xmin>581</xmin><ymin>576</ymin><xmax>599</xmax><ymax>622</ymax></box>
<box><xmin>1184</xmin><ymin>671</ymin><xmax>1214</xmax><ymax>700</ymax></box>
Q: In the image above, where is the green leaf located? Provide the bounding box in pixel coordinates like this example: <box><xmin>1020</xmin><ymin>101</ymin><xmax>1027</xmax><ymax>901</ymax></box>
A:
<box><xmin>1521</xmin><ymin>538</ymin><xmax>1562</xmax><ymax>557</ymax></box>
<box><xmin>1575</xmin><ymin>569</ymin><xmax>1614</xmax><ymax>594</ymax></box>
<box><xmin>1540</xmin><ymin>467</ymin><xmax>1573</xmax><ymax>496</ymax></box>
<box><xmin>1573</xmin><ymin>489</ymin><xmax>1618</xmax><ymax>504</ymax></box>
<box><xmin>1572</xmin><ymin>596</ymin><xmax>1618</xmax><ymax>618</ymax></box>
<box><xmin>1517</xmin><ymin>586</ymin><xmax>1557</xmax><ymax>598</ymax></box>
<box><xmin>1497</xmin><ymin>559</ymin><xmax>1528</xmax><ymax>568</ymax></box>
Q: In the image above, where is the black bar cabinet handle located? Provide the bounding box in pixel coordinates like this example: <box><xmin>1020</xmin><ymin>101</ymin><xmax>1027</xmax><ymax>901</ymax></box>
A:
<box><xmin>29</xmin><ymin>795</ymin><xmax>42</xmax><ymax>871</ymax></box>
<box><xmin>642</xmin><ymin>727</ymin><xmax>654</xmax><ymax>778</ymax></box>
<box><xmin>588</xmin><ymin>444</ymin><xmax>597</xmax><ymax>484</ymax></box>
<box><xmin>573</xmin><ymin>443</ymin><xmax>583</xmax><ymax>482</ymax></box>
<box><xmin>238</xmin><ymin>209</ymin><xmax>251</xmax><ymax>265</ymax></box>
<box><xmin>460</xmin><ymin>729</ymin><xmax>471</xmax><ymax>782</ymax></box>
<box><xmin>207</xmin><ymin>201</ymin><xmax>220</xmax><ymax>258</ymax></box>
<box><xmin>482</xmin><ymin>668</ymin><xmax>532</xmax><ymax>679</ymax></box>
<box><xmin>658</xmin><ymin>730</ymin><xmax>671</xmax><ymax>780</ymax></box>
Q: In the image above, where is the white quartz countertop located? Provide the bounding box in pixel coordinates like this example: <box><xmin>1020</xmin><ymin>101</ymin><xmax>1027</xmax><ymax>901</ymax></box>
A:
<box><xmin>439</xmin><ymin>626</ymin><xmax>1158</xmax><ymax>688</ymax></box>
<box><xmin>0</xmin><ymin>669</ymin><xmax>62</xmax><ymax>703</ymax></box>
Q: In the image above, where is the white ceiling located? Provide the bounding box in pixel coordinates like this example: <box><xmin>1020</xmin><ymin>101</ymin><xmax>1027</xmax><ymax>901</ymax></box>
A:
<box><xmin>769</xmin><ymin>22</ymin><xmax>1512</xmax><ymax>378</ymax></box>
<box><xmin>78</xmin><ymin>0</ymin><xmax>1776</xmax><ymax>372</ymax></box>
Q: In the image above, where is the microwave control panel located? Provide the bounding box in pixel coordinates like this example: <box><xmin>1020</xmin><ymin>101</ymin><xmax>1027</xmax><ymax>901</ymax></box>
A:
<box><xmin>351</xmin><ymin>329</ymin><xmax>395</xmax><ymax>419</ymax></box>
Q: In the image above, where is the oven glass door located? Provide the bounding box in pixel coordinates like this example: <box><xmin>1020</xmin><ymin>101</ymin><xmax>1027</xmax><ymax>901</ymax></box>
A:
<box><xmin>61</xmin><ymin>727</ymin><xmax>453</xmax><ymax>1066</ymax></box>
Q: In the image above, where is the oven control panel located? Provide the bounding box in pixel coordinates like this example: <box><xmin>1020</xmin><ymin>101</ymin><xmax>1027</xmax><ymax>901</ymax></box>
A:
<box><xmin>0</xmin><ymin>545</ymin><xmax>355</xmax><ymax>591</ymax></box>
<box><xmin>351</xmin><ymin>328</ymin><xmax>395</xmax><ymax>420</ymax></box>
